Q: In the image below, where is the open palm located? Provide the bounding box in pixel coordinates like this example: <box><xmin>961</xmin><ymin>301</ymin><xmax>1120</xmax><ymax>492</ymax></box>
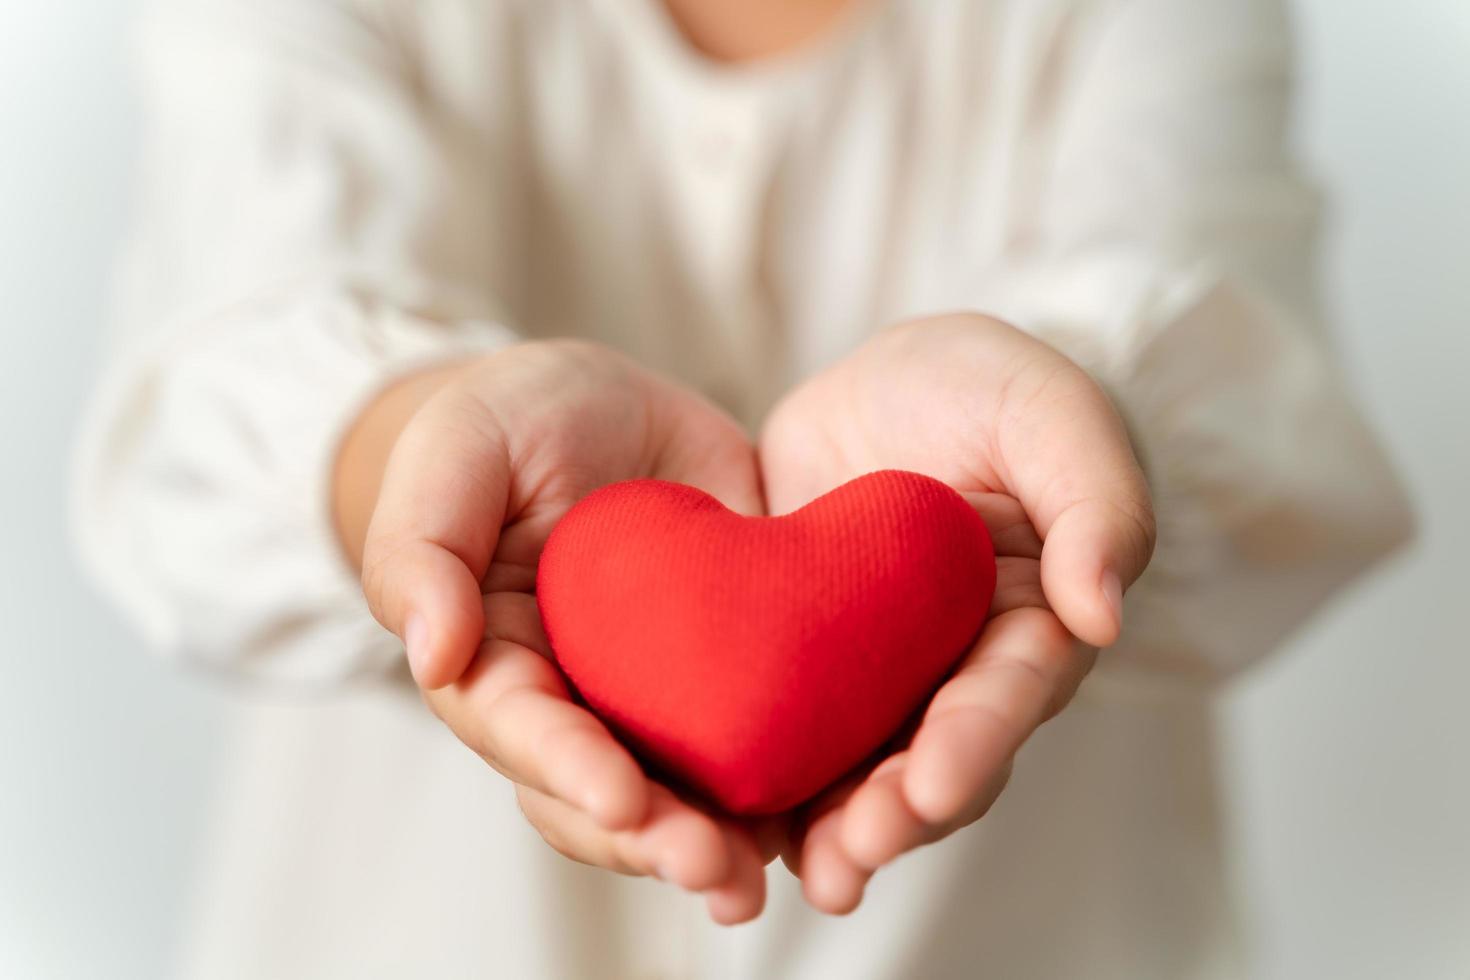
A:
<box><xmin>359</xmin><ymin>340</ymin><xmax>773</xmax><ymax>922</ymax></box>
<box><xmin>759</xmin><ymin>314</ymin><xmax>1155</xmax><ymax>913</ymax></box>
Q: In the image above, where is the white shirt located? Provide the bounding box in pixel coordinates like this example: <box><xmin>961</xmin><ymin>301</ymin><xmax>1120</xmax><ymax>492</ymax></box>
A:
<box><xmin>72</xmin><ymin>0</ymin><xmax>1411</xmax><ymax>976</ymax></box>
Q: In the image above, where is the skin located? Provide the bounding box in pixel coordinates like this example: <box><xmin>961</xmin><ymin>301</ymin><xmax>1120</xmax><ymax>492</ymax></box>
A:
<box><xmin>760</xmin><ymin>314</ymin><xmax>1155</xmax><ymax>913</ymax></box>
<box><xmin>332</xmin><ymin>315</ymin><xmax>1155</xmax><ymax>924</ymax></box>
<box><xmin>336</xmin><ymin>340</ymin><xmax>775</xmax><ymax>924</ymax></box>
<box><xmin>660</xmin><ymin>0</ymin><xmax>860</xmax><ymax>62</ymax></box>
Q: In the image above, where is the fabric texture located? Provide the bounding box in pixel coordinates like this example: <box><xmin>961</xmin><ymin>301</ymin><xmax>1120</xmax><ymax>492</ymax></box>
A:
<box><xmin>69</xmin><ymin>0</ymin><xmax>1413</xmax><ymax>976</ymax></box>
<box><xmin>539</xmin><ymin>471</ymin><xmax>996</xmax><ymax>814</ymax></box>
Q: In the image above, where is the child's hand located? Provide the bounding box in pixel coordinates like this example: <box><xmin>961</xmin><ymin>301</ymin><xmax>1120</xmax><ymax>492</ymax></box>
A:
<box><xmin>759</xmin><ymin>314</ymin><xmax>1156</xmax><ymax>914</ymax></box>
<box><xmin>338</xmin><ymin>339</ymin><xmax>770</xmax><ymax>923</ymax></box>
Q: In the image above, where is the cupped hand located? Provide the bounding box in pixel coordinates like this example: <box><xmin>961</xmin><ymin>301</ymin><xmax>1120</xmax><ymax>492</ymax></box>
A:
<box><xmin>350</xmin><ymin>339</ymin><xmax>772</xmax><ymax>923</ymax></box>
<box><xmin>758</xmin><ymin>314</ymin><xmax>1156</xmax><ymax>913</ymax></box>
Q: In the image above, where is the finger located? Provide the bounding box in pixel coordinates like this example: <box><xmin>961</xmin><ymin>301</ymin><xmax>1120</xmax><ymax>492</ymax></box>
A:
<box><xmin>518</xmin><ymin>786</ymin><xmax>645</xmax><ymax>875</ymax></box>
<box><xmin>484</xmin><ymin>510</ymin><xmax>562</xmax><ymax>592</ymax></box>
<box><xmin>428</xmin><ymin>638</ymin><xmax>649</xmax><ymax>829</ymax></box>
<box><xmin>623</xmin><ymin>785</ymin><xmax>738</xmax><ymax>891</ymax></box>
<box><xmin>704</xmin><ymin>825</ymin><xmax>769</xmax><ymax>925</ymax></box>
<box><xmin>748</xmin><ymin>814</ymin><xmax>792</xmax><ymax>866</ymax></box>
<box><xmin>798</xmin><ymin>803</ymin><xmax>872</xmax><ymax>915</ymax></box>
<box><xmin>838</xmin><ymin>754</ymin><xmax>928</xmax><ymax>871</ymax></box>
<box><xmin>962</xmin><ymin>491</ymin><xmax>1043</xmax><ymax>559</ymax></box>
<box><xmin>516</xmin><ymin>784</ymin><xmax>733</xmax><ymax>891</ymax></box>
<box><xmin>842</xmin><ymin>755</ymin><xmax>1013</xmax><ymax>872</ymax></box>
<box><xmin>989</xmin><ymin>556</ymin><xmax>1048</xmax><ymax>616</ymax></box>
<box><xmin>1040</xmin><ymin>496</ymin><xmax>1155</xmax><ymax>648</ymax></box>
<box><xmin>839</xmin><ymin>754</ymin><xmax>936</xmax><ymax>870</ymax></box>
<box><xmin>481</xmin><ymin>558</ymin><xmax>539</xmax><ymax>595</ymax></box>
<box><xmin>361</xmin><ymin>393</ymin><xmax>513</xmax><ymax>688</ymax></box>
<box><xmin>779</xmin><ymin>762</ymin><xmax>868</xmax><ymax>871</ymax></box>
<box><xmin>480</xmin><ymin>591</ymin><xmax>552</xmax><ymax>657</ymax></box>
<box><xmin>781</xmin><ymin>772</ymin><xmax>873</xmax><ymax>914</ymax></box>
<box><xmin>902</xmin><ymin>608</ymin><xmax>1092</xmax><ymax>825</ymax></box>
<box><xmin>996</xmin><ymin>358</ymin><xmax>1155</xmax><ymax>648</ymax></box>
<box><xmin>362</xmin><ymin>538</ymin><xmax>489</xmax><ymax>689</ymax></box>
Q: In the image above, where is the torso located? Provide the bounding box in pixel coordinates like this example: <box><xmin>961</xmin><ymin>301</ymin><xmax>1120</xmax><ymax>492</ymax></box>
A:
<box><xmin>176</xmin><ymin>2</ymin><xmax>1250</xmax><ymax>976</ymax></box>
<box><xmin>418</xmin><ymin>0</ymin><xmax>1059</xmax><ymax>425</ymax></box>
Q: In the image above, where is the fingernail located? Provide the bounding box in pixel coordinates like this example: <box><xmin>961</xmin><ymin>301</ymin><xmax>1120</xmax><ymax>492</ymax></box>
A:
<box><xmin>1100</xmin><ymin>569</ymin><xmax>1124</xmax><ymax>632</ymax></box>
<box><xmin>404</xmin><ymin>613</ymin><xmax>430</xmax><ymax>682</ymax></box>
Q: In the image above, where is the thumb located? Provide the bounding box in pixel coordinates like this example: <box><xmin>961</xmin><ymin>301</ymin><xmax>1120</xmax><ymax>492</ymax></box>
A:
<box><xmin>994</xmin><ymin>345</ymin><xmax>1155</xmax><ymax>649</ymax></box>
<box><xmin>363</xmin><ymin>538</ymin><xmax>489</xmax><ymax>689</ymax></box>
<box><xmin>1039</xmin><ymin>496</ymin><xmax>1155</xmax><ymax>648</ymax></box>
<box><xmin>361</xmin><ymin>394</ymin><xmax>512</xmax><ymax>689</ymax></box>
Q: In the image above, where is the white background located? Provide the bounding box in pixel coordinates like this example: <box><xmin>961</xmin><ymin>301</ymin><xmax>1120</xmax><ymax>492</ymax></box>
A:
<box><xmin>0</xmin><ymin>2</ymin><xmax>1465</xmax><ymax>977</ymax></box>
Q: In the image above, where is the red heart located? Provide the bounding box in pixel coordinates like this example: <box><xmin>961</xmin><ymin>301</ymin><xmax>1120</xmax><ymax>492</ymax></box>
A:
<box><xmin>536</xmin><ymin>470</ymin><xmax>996</xmax><ymax>815</ymax></box>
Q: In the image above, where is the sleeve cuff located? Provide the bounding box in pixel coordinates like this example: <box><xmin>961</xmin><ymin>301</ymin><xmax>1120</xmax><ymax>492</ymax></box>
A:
<box><xmin>72</xmin><ymin>281</ymin><xmax>518</xmax><ymax>686</ymax></box>
<box><xmin>971</xmin><ymin>251</ymin><xmax>1412</xmax><ymax>686</ymax></box>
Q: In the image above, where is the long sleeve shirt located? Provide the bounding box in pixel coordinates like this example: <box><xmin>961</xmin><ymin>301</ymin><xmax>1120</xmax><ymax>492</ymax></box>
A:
<box><xmin>71</xmin><ymin>1</ymin><xmax>1412</xmax><ymax>976</ymax></box>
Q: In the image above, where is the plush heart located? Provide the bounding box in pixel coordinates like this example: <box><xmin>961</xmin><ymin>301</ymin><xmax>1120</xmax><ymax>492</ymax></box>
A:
<box><xmin>536</xmin><ymin>470</ymin><xmax>996</xmax><ymax>815</ymax></box>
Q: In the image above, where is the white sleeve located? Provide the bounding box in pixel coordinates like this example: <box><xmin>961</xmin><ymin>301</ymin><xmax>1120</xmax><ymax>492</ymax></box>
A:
<box><xmin>71</xmin><ymin>0</ymin><xmax>517</xmax><ymax>685</ymax></box>
<box><xmin>976</xmin><ymin>0</ymin><xmax>1414</xmax><ymax>684</ymax></box>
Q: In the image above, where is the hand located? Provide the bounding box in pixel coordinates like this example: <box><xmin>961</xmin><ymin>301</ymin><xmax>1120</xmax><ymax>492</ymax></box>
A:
<box><xmin>759</xmin><ymin>314</ymin><xmax>1156</xmax><ymax>913</ymax></box>
<box><xmin>336</xmin><ymin>339</ymin><xmax>772</xmax><ymax>923</ymax></box>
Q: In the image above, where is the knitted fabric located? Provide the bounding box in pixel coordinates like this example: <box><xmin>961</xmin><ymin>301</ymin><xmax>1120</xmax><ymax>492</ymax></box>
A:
<box><xmin>536</xmin><ymin>470</ymin><xmax>997</xmax><ymax>815</ymax></box>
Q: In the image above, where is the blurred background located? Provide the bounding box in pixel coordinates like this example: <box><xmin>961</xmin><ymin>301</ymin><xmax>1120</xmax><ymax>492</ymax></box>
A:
<box><xmin>0</xmin><ymin>2</ymin><xmax>1465</xmax><ymax>977</ymax></box>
